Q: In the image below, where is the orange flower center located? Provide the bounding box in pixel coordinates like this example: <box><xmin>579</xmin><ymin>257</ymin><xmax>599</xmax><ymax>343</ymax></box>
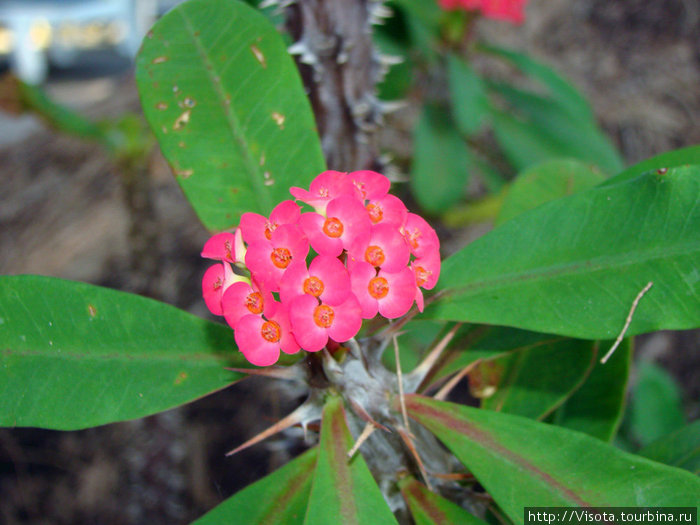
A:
<box><xmin>264</xmin><ymin>223</ymin><xmax>276</xmax><ymax>240</ymax></box>
<box><xmin>404</xmin><ymin>228</ymin><xmax>420</xmax><ymax>250</ymax></box>
<box><xmin>415</xmin><ymin>266</ymin><xmax>431</xmax><ymax>287</ymax></box>
<box><xmin>224</xmin><ymin>239</ymin><xmax>233</xmax><ymax>259</ymax></box>
<box><xmin>212</xmin><ymin>277</ymin><xmax>223</xmax><ymax>290</ymax></box>
<box><xmin>245</xmin><ymin>292</ymin><xmax>264</xmax><ymax>314</ymax></box>
<box><xmin>313</xmin><ymin>304</ymin><xmax>335</xmax><ymax>328</ymax></box>
<box><xmin>366</xmin><ymin>203</ymin><xmax>383</xmax><ymax>224</ymax></box>
<box><xmin>260</xmin><ymin>320</ymin><xmax>281</xmax><ymax>343</ymax></box>
<box><xmin>365</xmin><ymin>245</ymin><xmax>385</xmax><ymax>267</ymax></box>
<box><xmin>303</xmin><ymin>276</ymin><xmax>325</xmax><ymax>297</ymax></box>
<box><xmin>322</xmin><ymin>217</ymin><xmax>344</xmax><ymax>238</ymax></box>
<box><xmin>368</xmin><ymin>277</ymin><xmax>389</xmax><ymax>299</ymax></box>
<box><xmin>270</xmin><ymin>247</ymin><xmax>292</xmax><ymax>269</ymax></box>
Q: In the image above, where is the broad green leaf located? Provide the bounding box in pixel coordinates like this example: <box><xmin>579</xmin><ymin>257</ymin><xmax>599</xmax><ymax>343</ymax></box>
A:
<box><xmin>429</xmin><ymin>166</ymin><xmax>700</xmax><ymax>340</ymax></box>
<box><xmin>480</xmin><ymin>339</ymin><xmax>597</xmax><ymax>420</ymax></box>
<box><xmin>403</xmin><ymin>395</ymin><xmax>700</xmax><ymax>523</ymax></box>
<box><xmin>489</xmin><ymin>86</ymin><xmax>623</xmax><ymax>175</ymax></box>
<box><xmin>411</xmin><ymin>104</ymin><xmax>470</xmax><ymax>214</ymax></box>
<box><xmin>639</xmin><ymin>421</ymin><xmax>700</xmax><ymax>475</ymax></box>
<box><xmin>601</xmin><ymin>145</ymin><xmax>700</xmax><ymax>187</ymax></box>
<box><xmin>193</xmin><ymin>447</ymin><xmax>317</xmax><ymax>524</ymax></box>
<box><xmin>136</xmin><ymin>0</ymin><xmax>325</xmax><ymax>231</ymax></box>
<box><xmin>629</xmin><ymin>362</ymin><xmax>686</xmax><ymax>447</ymax></box>
<box><xmin>497</xmin><ymin>159</ymin><xmax>605</xmax><ymax>225</ymax></box>
<box><xmin>447</xmin><ymin>54</ymin><xmax>490</xmax><ymax>135</ymax></box>
<box><xmin>0</xmin><ymin>275</ymin><xmax>245</xmax><ymax>430</ymax></box>
<box><xmin>399</xmin><ymin>476</ymin><xmax>486</xmax><ymax>525</ymax></box>
<box><xmin>305</xmin><ymin>395</ymin><xmax>397</xmax><ymax>525</ymax></box>
<box><xmin>552</xmin><ymin>339</ymin><xmax>631</xmax><ymax>442</ymax></box>
<box><xmin>480</xmin><ymin>45</ymin><xmax>593</xmax><ymax>123</ymax></box>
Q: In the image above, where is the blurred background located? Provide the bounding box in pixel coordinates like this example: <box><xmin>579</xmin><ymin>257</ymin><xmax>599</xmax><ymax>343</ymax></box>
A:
<box><xmin>0</xmin><ymin>0</ymin><xmax>698</xmax><ymax>523</ymax></box>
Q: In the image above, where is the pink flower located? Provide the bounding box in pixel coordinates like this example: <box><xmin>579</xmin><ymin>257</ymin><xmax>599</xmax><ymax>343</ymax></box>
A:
<box><xmin>348</xmin><ymin>170</ymin><xmax>390</xmax><ymax>201</ymax></box>
<box><xmin>350</xmin><ymin>262</ymin><xmax>416</xmax><ymax>319</ymax></box>
<box><xmin>279</xmin><ymin>256</ymin><xmax>351</xmax><ymax>306</ymax></box>
<box><xmin>221</xmin><ymin>280</ymin><xmax>274</xmax><ymax>330</ymax></box>
<box><xmin>349</xmin><ymin>223</ymin><xmax>410</xmax><ymax>273</ymax></box>
<box><xmin>299</xmin><ymin>195</ymin><xmax>371</xmax><ymax>257</ymax></box>
<box><xmin>201</xmin><ymin>230</ymin><xmax>244</xmax><ymax>264</ymax></box>
<box><xmin>365</xmin><ymin>194</ymin><xmax>408</xmax><ymax>227</ymax></box>
<box><xmin>245</xmin><ymin>224</ymin><xmax>309</xmax><ymax>291</ymax></box>
<box><xmin>412</xmin><ymin>251</ymin><xmax>441</xmax><ymax>291</ymax></box>
<box><xmin>288</xmin><ymin>294</ymin><xmax>362</xmax><ymax>352</ymax></box>
<box><xmin>202</xmin><ymin>262</ymin><xmax>239</xmax><ymax>316</ymax></box>
<box><xmin>290</xmin><ymin>170</ymin><xmax>359</xmax><ymax>213</ymax></box>
<box><xmin>401</xmin><ymin>213</ymin><xmax>440</xmax><ymax>259</ymax></box>
<box><xmin>438</xmin><ymin>0</ymin><xmax>526</xmax><ymax>24</ymax></box>
<box><xmin>234</xmin><ymin>308</ymin><xmax>299</xmax><ymax>367</ymax></box>
<box><xmin>239</xmin><ymin>200</ymin><xmax>301</xmax><ymax>244</ymax></box>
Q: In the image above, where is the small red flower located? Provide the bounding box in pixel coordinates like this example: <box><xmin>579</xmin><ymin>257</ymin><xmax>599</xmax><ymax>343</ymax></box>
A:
<box><xmin>288</xmin><ymin>294</ymin><xmax>362</xmax><ymax>352</ymax></box>
<box><xmin>350</xmin><ymin>262</ymin><xmax>416</xmax><ymax>319</ymax></box>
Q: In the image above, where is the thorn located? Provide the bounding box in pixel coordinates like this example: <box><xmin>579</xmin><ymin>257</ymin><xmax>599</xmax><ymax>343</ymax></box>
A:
<box><xmin>225</xmin><ymin>399</ymin><xmax>320</xmax><ymax>456</ymax></box>
<box><xmin>601</xmin><ymin>281</ymin><xmax>653</xmax><ymax>364</ymax></box>
<box><xmin>405</xmin><ymin>323</ymin><xmax>461</xmax><ymax>392</ymax></box>
<box><xmin>224</xmin><ymin>366</ymin><xmax>304</xmax><ymax>382</ymax></box>
<box><xmin>321</xmin><ymin>347</ymin><xmax>343</xmax><ymax>379</ymax></box>
<box><xmin>393</xmin><ymin>335</ymin><xmax>410</xmax><ymax>432</ymax></box>
<box><xmin>347</xmin><ymin>422</ymin><xmax>376</xmax><ymax>459</ymax></box>
<box><xmin>429</xmin><ymin>472</ymin><xmax>476</xmax><ymax>481</ymax></box>
<box><xmin>398</xmin><ymin>427</ymin><xmax>433</xmax><ymax>491</ymax></box>
<box><xmin>348</xmin><ymin>398</ymin><xmax>391</xmax><ymax>433</ymax></box>
<box><xmin>434</xmin><ymin>359</ymin><xmax>483</xmax><ymax>401</ymax></box>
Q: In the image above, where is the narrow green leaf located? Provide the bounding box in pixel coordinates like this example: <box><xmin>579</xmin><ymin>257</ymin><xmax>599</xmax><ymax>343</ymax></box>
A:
<box><xmin>193</xmin><ymin>447</ymin><xmax>317</xmax><ymax>525</ymax></box>
<box><xmin>429</xmin><ymin>166</ymin><xmax>700</xmax><ymax>339</ymax></box>
<box><xmin>0</xmin><ymin>275</ymin><xmax>245</xmax><ymax>430</ymax></box>
<box><xmin>136</xmin><ymin>0</ymin><xmax>325</xmax><ymax>231</ymax></box>
<box><xmin>304</xmin><ymin>396</ymin><xmax>397</xmax><ymax>525</ymax></box>
<box><xmin>629</xmin><ymin>362</ymin><xmax>686</xmax><ymax>447</ymax></box>
<box><xmin>497</xmin><ymin>159</ymin><xmax>605</xmax><ymax>225</ymax></box>
<box><xmin>447</xmin><ymin>54</ymin><xmax>490</xmax><ymax>135</ymax></box>
<box><xmin>480</xmin><ymin>45</ymin><xmax>593</xmax><ymax>123</ymax></box>
<box><xmin>399</xmin><ymin>476</ymin><xmax>486</xmax><ymax>525</ymax></box>
<box><xmin>481</xmin><ymin>339</ymin><xmax>597</xmax><ymax>420</ymax></box>
<box><xmin>411</xmin><ymin>104</ymin><xmax>470</xmax><ymax>214</ymax></box>
<box><xmin>403</xmin><ymin>395</ymin><xmax>700</xmax><ymax>523</ymax></box>
<box><xmin>639</xmin><ymin>421</ymin><xmax>700</xmax><ymax>475</ymax></box>
<box><xmin>601</xmin><ymin>145</ymin><xmax>700</xmax><ymax>187</ymax></box>
<box><xmin>552</xmin><ymin>339</ymin><xmax>631</xmax><ymax>442</ymax></box>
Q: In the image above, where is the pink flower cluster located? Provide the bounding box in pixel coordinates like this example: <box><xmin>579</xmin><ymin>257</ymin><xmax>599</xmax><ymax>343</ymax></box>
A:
<box><xmin>201</xmin><ymin>170</ymin><xmax>441</xmax><ymax>367</ymax></box>
<box><xmin>439</xmin><ymin>0</ymin><xmax>526</xmax><ymax>24</ymax></box>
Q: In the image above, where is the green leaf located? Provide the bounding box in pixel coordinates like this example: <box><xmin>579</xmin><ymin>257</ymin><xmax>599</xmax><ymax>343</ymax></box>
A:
<box><xmin>601</xmin><ymin>145</ymin><xmax>700</xmax><ymax>187</ymax></box>
<box><xmin>480</xmin><ymin>45</ymin><xmax>594</xmax><ymax>123</ymax></box>
<box><xmin>552</xmin><ymin>338</ymin><xmax>631</xmax><ymax>442</ymax></box>
<box><xmin>480</xmin><ymin>339</ymin><xmax>597</xmax><ymax>420</ymax></box>
<box><xmin>489</xmin><ymin>87</ymin><xmax>623</xmax><ymax>175</ymax></box>
<box><xmin>403</xmin><ymin>395</ymin><xmax>700</xmax><ymax>523</ymax></box>
<box><xmin>629</xmin><ymin>362</ymin><xmax>686</xmax><ymax>448</ymax></box>
<box><xmin>429</xmin><ymin>166</ymin><xmax>700</xmax><ymax>339</ymax></box>
<box><xmin>399</xmin><ymin>476</ymin><xmax>486</xmax><ymax>525</ymax></box>
<box><xmin>304</xmin><ymin>396</ymin><xmax>397</xmax><ymax>525</ymax></box>
<box><xmin>136</xmin><ymin>0</ymin><xmax>325</xmax><ymax>231</ymax></box>
<box><xmin>411</xmin><ymin>104</ymin><xmax>470</xmax><ymax>214</ymax></box>
<box><xmin>193</xmin><ymin>447</ymin><xmax>317</xmax><ymax>524</ymax></box>
<box><xmin>639</xmin><ymin>421</ymin><xmax>700</xmax><ymax>475</ymax></box>
<box><xmin>497</xmin><ymin>159</ymin><xmax>605</xmax><ymax>225</ymax></box>
<box><xmin>447</xmin><ymin>54</ymin><xmax>490</xmax><ymax>135</ymax></box>
<box><xmin>0</xmin><ymin>275</ymin><xmax>245</xmax><ymax>430</ymax></box>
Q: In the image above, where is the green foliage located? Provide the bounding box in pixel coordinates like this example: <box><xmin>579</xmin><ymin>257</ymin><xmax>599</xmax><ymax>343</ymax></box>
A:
<box><xmin>193</xmin><ymin>448</ymin><xmax>317</xmax><ymax>525</ymax></box>
<box><xmin>399</xmin><ymin>476</ymin><xmax>486</xmax><ymax>525</ymax></box>
<box><xmin>404</xmin><ymin>395</ymin><xmax>700</xmax><ymax>523</ymax></box>
<box><xmin>411</xmin><ymin>104</ymin><xmax>471</xmax><ymax>214</ymax></box>
<box><xmin>0</xmin><ymin>276</ymin><xmax>246</xmax><ymax>430</ymax></box>
<box><xmin>430</xmin><ymin>165</ymin><xmax>700</xmax><ymax>339</ymax></box>
<box><xmin>136</xmin><ymin>0</ymin><xmax>325</xmax><ymax>231</ymax></box>
<box><xmin>639</xmin><ymin>421</ymin><xmax>700</xmax><ymax>475</ymax></box>
<box><xmin>305</xmin><ymin>396</ymin><xmax>398</xmax><ymax>525</ymax></box>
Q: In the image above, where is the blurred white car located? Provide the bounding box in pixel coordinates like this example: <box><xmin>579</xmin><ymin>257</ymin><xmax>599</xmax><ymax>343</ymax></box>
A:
<box><xmin>0</xmin><ymin>0</ymin><xmax>171</xmax><ymax>84</ymax></box>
